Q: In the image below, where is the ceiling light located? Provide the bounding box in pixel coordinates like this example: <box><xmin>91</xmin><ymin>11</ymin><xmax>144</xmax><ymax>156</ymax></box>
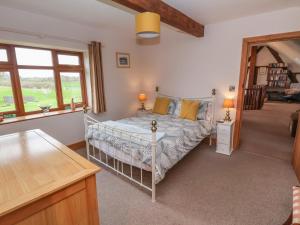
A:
<box><xmin>135</xmin><ymin>12</ymin><xmax>160</xmax><ymax>39</ymax></box>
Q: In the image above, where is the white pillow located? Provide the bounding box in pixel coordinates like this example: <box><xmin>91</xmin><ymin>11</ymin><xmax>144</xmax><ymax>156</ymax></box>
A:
<box><xmin>197</xmin><ymin>101</ymin><xmax>213</xmax><ymax>120</ymax></box>
<box><xmin>174</xmin><ymin>100</ymin><xmax>182</xmax><ymax>117</ymax></box>
<box><xmin>168</xmin><ymin>100</ymin><xmax>177</xmax><ymax>114</ymax></box>
<box><xmin>157</xmin><ymin>94</ymin><xmax>180</xmax><ymax>115</ymax></box>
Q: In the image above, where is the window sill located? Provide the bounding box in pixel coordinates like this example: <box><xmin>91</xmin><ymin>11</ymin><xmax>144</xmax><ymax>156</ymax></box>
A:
<box><xmin>0</xmin><ymin>108</ymin><xmax>84</xmax><ymax>125</ymax></box>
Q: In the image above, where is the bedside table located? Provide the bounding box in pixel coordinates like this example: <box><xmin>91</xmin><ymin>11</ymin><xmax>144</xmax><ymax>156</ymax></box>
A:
<box><xmin>216</xmin><ymin>120</ymin><xmax>235</xmax><ymax>156</ymax></box>
<box><xmin>136</xmin><ymin>109</ymin><xmax>152</xmax><ymax>117</ymax></box>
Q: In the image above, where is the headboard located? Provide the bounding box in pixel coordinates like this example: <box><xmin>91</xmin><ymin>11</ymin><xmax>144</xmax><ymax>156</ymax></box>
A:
<box><xmin>156</xmin><ymin>89</ymin><xmax>217</xmax><ymax>126</ymax></box>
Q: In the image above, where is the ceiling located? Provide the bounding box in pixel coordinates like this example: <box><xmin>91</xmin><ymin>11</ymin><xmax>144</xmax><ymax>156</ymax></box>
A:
<box><xmin>164</xmin><ymin>0</ymin><xmax>300</xmax><ymax>24</ymax></box>
<box><xmin>0</xmin><ymin>0</ymin><xmax>299</xmax><ymax>32</ymax></box>
<box><xmin>266</xmin><ymin>40</ymin><xmax>300</xmax><ymax>70</ymax></box>
<box><xmin>0</xmin><ymin>0</ymin><xmax>135</xmax><ymax>32</ymax></box>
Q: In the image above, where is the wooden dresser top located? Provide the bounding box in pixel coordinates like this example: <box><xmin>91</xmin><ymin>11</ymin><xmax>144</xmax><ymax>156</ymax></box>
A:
<box><xmin>0</xmin><ymin>129</ymin><xmax>100</xmax><ymax>217</ymax></box>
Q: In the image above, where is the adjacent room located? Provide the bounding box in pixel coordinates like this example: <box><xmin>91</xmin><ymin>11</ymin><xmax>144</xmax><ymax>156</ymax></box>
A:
<box><xmin>241</xmin><ymin>39</ymin><xmax>300</xmax><ymax>160</ymax></box>
<box><xmin>0</xmin><ymin>1</ymin><xmax>300</xmax><ymax>225</ymax></box>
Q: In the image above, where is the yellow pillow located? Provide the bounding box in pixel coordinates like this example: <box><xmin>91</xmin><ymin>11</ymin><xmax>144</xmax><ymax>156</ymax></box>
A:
<box><xmin>180</xmin><ymin>99</ymin><xmax>200</xmax><ymax>121</ymax></box>
<box><xmin>153</xmin><ymin>97</ymin><xmax>170</xmax><ymax>115</ymax></box>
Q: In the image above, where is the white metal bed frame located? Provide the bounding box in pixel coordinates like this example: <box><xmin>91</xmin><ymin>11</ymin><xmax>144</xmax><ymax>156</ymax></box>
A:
<box><xmin>84</xmin><ymin>89</ymin><xmax>216</xmax><ymax>202</ymax></box>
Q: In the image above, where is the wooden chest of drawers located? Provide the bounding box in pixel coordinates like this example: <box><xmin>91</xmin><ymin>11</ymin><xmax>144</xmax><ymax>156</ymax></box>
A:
<box><xmin>0</xmin><ymin>130</ymin><xmax>101</xmax><ymax>225</ymax></box>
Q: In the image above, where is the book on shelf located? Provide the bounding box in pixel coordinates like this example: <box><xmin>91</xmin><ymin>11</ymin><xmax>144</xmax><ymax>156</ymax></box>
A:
<box><xmin>269</xmin><ymin>63</ymin><xmax>288</xmax><ymax>68</ymax></box>
<box><xmin>266</xmin><ymin>62</ymin><xmax>290</xmax><ymax>88</ymax></box>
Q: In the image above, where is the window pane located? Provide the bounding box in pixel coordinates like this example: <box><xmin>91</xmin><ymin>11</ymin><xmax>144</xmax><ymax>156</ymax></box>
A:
<box><xmin>0</xmin><ymin>71</ymin><xmax>16</xmax><ymax>112</ymax></box>
<box><xmin>18</xmin><ymin>69</ymin><xmax>57</xmax><ymax>112</ymax></box>
<box><xmin>60</xmin><ymin>72</ymin><xmax>82</xmax><ymax>104</ymax></box>
<box><xmin>0</xmin><ymin>49</ymin><xmax>8</xmax><ymax>62</ymax></box>
<box><xmin>15</xmin><ymin>47</ymin><xmax>52</xmax><ymax>66</ymax></box>
<box><xmin>58</xmin><ymin>54</ymin><xmax>80</xmax><ymax>65</ymax></box>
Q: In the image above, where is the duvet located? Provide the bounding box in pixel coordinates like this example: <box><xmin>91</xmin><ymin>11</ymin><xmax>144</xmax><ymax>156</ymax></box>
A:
<box><xmin>86</xmin><ymin>113</ymin><xmax>212</xmax><ymax>183</ymax></box>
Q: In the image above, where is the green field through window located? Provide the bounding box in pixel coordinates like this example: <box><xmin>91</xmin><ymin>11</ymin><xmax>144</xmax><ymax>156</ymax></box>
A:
<box><xmin>0</xmin><ymin>72</ymin><xmax>16</xmax><ymax>113</ymax></box>
<box><xmin>19</xmin><ymin>69</ymin><xmax>58</xmax><ymax>112</ymax></box>
<box><xmin>61</xmin><ymin>72</ymin><xmax>82</xmax><ymax>104</ymax></box>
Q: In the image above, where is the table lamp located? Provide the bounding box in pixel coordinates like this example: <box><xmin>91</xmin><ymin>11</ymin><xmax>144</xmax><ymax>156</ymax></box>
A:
<box><xmin>138</xmin><ymin>93</ymin><xmax>147</xmax><ymax>110</ymax></box>
<box><xmin>223</xmin><ymin>98</ymin><xmax>234</xmax><ymax>122</ymax></box>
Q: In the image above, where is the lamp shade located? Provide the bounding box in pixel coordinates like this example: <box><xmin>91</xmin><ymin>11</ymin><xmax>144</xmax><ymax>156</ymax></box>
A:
<box><xmin>223</xmin><ymin>98</ymin><xmax>234</xmax><ymax>108</ymax></box>
<box><xmin>136</xmin><ymin>12</ymin><xmax>160</xmax><ymax>39</ymax></box>
<box><xmin>138</xmin><ymin>93</ymin><xmax>147</xmax><ymax>102</ymax></box>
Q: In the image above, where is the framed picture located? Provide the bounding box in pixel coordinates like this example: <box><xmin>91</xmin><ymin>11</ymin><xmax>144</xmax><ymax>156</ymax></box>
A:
<box><xmin>116</xmin><ymin>52</ymin><xmax>130</xmax><ymax>68</ymax></box>
<box><xmin>258</xmin><ymin>66</ymin><xmax>267</xmax><ymax>76</ymax></box>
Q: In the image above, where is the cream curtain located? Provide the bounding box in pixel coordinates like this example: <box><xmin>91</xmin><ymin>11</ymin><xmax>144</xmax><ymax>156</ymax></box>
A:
<box><xmin>88</xmin><ymin>41</ymin><xmax>106</xmax><ymax>114</ymax></box>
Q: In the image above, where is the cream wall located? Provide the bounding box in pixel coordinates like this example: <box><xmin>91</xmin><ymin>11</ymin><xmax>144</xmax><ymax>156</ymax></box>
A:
<box><xmin>0</xmin><ymin>6</ymin><xmax>141</xmax><ymax>145</ymax></box>
<box><xmin>255</xmin><ymin>47</ymin><xmax>276</xmax><ymax>85</ymax></box>
<box><xmin>139</xmin><ymin>7</ymin><xmax>300</xmax><ymax>120</ymax></box>
<box><xmin>256</xmin><ymin>47</ymin><xmax>276</xmax><ymax>67</ymax></box>
<box><xmin>1</xmin><ymin>5</ymin><xmax>300</xmax><ymax>143</ymax></box>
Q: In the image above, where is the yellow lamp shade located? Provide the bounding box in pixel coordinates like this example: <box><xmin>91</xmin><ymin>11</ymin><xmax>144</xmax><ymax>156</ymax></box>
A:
<box><xmin>223</xmin><ymin>99</ymin><xmax>234</xmax><ymax>108</ymax></box>
<box><xmin>136</xmin><ymin>12</ymin><xmax>160</xmax><ymax>39</ymax></box>
<box><xmin>138</xmin><ymin>93</ymin><xmax>147</xmax><ymax>102</ymax></box>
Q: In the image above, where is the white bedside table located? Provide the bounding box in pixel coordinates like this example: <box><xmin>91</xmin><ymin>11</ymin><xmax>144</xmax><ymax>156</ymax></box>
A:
<box><xmin>216</xmin><ymin>120</ymin><xmax>235</xmax><ymax>156</ymax></box>
<box><xmin>136</xmin><ymin>109</ymin><xmax>152</xmax><ymax>117</ymax></box>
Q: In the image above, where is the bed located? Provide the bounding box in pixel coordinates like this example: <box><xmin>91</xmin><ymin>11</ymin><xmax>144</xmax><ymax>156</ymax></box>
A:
<box><xmin>84</xmin><ymin>90</ymin><xmax>216</xmax><ymax>202</ymax></box>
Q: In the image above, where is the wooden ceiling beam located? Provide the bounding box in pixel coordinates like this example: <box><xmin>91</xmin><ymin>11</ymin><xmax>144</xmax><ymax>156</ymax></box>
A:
<box><xmin>266</xmin><ymin>46</ymin><xmax>284</xmax><ymax>63</ymax></box>
<box><xmin>111</xmin><ymin>0</ymin><xmax>204</xmax><ymax>37</ymax></box>
<box><xmin>248</xmin><ymin>46</ymin><xmax>264</xmax><ymax>63</ymax></box>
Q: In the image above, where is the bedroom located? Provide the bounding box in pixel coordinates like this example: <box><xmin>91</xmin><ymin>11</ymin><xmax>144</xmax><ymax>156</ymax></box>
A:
<box><xmin>0</xmin><ymin>0</ymin><xmax>300</xmax><ymax>225</ymax></box>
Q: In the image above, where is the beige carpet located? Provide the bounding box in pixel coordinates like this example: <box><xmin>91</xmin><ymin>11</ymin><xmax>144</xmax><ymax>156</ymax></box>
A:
<box><xmin>241</xmin><ymin>102</ymin><xmax>300</xmax><ymax>161</ymax></box>
<box><xmin>77</xmin><ymin>102</ymin><xmax>299</xmax><ymax>225</ymax></box>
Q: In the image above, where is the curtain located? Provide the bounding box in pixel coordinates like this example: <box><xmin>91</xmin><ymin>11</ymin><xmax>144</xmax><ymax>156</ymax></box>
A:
<box><xmin>88</xmin><ymin>41</ymin><xmax>106</xmax><ymax>114</ymax></box>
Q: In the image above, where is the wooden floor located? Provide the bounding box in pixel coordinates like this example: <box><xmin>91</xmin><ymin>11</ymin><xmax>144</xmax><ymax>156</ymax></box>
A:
<box><xmin>240</xmin><ymin>102</ymin><xmax>300</xmax><ymax>161</ymax></box>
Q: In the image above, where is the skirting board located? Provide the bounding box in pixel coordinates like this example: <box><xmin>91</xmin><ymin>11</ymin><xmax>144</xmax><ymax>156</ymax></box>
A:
<box><xmin>68</xmin><ymin>140</ymin><xmax>85</xmax><ymax>150</ymax></box>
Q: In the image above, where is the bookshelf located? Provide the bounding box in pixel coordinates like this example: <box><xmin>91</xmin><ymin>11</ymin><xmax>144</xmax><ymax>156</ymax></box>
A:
<box><xmin>267</xmin><ymin>63</ymin><xmax>290</xmax><ymax>88</ymax></box>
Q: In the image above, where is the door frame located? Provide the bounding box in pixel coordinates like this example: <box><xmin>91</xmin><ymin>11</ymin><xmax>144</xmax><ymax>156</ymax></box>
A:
<box><xmin>233</xmin><ymin>31</ymin><xmax>300</xmax><ymax>150</ymax></box>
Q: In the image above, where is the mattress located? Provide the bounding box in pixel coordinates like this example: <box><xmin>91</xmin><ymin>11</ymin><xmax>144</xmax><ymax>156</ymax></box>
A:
<box><xmin>86</xmin><ymin>113</ymin><xmax>212</xmax><ymax>183</ymax></box>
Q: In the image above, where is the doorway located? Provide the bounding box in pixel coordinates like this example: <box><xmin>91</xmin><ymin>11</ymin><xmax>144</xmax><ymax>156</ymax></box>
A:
<box><xmin>233</xmin><ymin>31</ymin><xmax>300</xmax><ymax>151</ymax></box>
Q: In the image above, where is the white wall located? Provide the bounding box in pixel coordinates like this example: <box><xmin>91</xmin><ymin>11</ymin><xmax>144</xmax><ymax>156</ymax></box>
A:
<box><xmin>256</xmin><ymin>47</ymin><xmax>276</xmax><ymax>85</ymax></box>
<box><xmin>0</xmin><ymin>6</ymin><xmax>141</xmax><ymax>145</ymax></box>
<box><xmin>256</xmin><ymin>47</ymin><xmax>276</xmax><ymax>67</ymax></box>
<box><xmin>139</xmin><ymin>7</ymin><xmax>300</xmax><ymax>120</ymax></box>
<box><xmin>1</xmin><ymin>112</ymin><xmax>85</xmax><ymax>145</ymax></box>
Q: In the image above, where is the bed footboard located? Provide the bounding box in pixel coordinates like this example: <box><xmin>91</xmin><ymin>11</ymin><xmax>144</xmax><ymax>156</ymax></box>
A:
<box><xmin>84</xmin><ymin>111</ymin><xmax>157</xmax><ymax>202</ymax></box>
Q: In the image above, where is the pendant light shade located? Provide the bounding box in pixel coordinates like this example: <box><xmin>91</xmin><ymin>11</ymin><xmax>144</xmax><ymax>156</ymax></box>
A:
<box><xmin>135</xmin><ymin>12</ymin><xmax>160</xmax><ymax>39</ymax></box>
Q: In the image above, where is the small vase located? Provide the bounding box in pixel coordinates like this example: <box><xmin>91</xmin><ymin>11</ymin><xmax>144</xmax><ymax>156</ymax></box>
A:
<box><xmin>70</xmin><ymin>98</ymin><xmax>76</xmax><ymax>112</ymax></box>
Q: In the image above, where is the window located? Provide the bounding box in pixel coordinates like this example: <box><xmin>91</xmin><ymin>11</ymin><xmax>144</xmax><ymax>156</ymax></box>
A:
<box><xmin>58</xmin><ymin>54</ymin><xmax>80</xmax><ymax>65</ymax></box>
<box><xmin>15</xmin><ymin>48</ymin><xmax>53</xmax><ymax>66</ymax></box>
<box><xmin>60</xmin><ymin>72</ymin><xmax>83</xmax><ymax>104</ymax></box>
<box><xmin>0</xmin><ymin>71</ymin><xmax>16</xmax><ymax>112</ymax></box>
<box><xmin>0</xmin><ymin>44</ymin><xmax>87</xmax><ymax>116</ymax></box>
<box><xmin>0</xmin><ymin>49</ymin><xmax>8</xmax><ymax>62</ymax></box>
